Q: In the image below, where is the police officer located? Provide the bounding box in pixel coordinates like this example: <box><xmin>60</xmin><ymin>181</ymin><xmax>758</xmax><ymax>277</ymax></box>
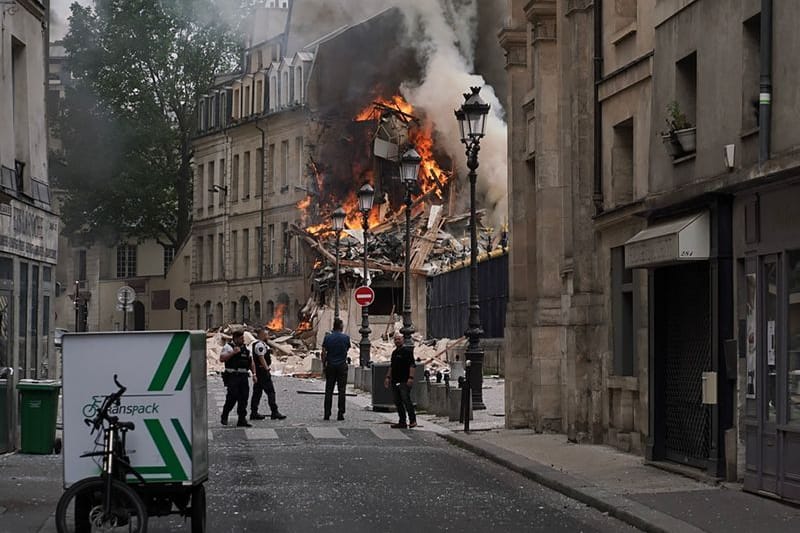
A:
<box><xmin>219</xmin><ymin>330</ymin><xmax>254</xmax><ymax>427</ymax></box>
<box><xmin>250</xmin><ymin>327</ymin><xmax>286</xmax><ymax>421</ymax></box>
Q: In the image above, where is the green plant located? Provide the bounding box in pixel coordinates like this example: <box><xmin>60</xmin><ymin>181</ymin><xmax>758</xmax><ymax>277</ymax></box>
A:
<box><xmin>666</xmin><ymin>100</ymin><xmax>692</xmax><ymax>131</ymax></box>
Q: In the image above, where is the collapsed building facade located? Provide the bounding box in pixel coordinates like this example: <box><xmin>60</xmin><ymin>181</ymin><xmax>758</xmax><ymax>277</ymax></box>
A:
<box><xmin>192</xmin><ymin>2</ymin><xmax>510</xmax><ymax>352</ymax></box>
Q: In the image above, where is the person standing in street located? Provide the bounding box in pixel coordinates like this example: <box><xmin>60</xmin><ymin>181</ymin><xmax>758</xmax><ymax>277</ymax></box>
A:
<box><xmin>250</xmin><ymin>327</ymin><xmax>286</xmax><ymax>421</ymax></box>
<box><xmin>384</xmin><ymin>332</ymin><xmax>417</xmax><ymax>428</ymax></box>
<box><xmin>321</xmin><ymin>318</ymin><xmax>350</xmax><ymax>421</ymax></box>
<box><xmin>220</xmin><ymin>329</ymin><xmax>254</xmax><ymax>427</ymax></box>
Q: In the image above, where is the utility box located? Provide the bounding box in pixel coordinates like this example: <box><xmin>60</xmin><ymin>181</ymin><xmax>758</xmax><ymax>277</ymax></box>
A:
<box><xmin>62</xmin><ymin>331</ymin><xmax>208</xmax><ymax>487</ymax></box>
<box><xmin>371</xmin><ymin>362</ymin><xmax>395</xmax><ymax>411</ymax></box>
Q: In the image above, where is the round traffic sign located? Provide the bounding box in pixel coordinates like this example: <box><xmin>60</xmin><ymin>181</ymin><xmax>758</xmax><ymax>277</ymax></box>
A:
<box><xmin>117</xmin><ymin>285</ymin><xmax>136</xmax><ymax>304</ymax></box>
<box><xmin>354</xmin><ymin>286</ymin><xmax>375</xmax><ymax>307</ymax></box>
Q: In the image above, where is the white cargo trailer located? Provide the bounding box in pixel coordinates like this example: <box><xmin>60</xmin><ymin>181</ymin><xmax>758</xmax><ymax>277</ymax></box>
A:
<box><xmin>62</xmin><ymin>331</ymin><xmax>208</xmax><ymax>487</ymax></box>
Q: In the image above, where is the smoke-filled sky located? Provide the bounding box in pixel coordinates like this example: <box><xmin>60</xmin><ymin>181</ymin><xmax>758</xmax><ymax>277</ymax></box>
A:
<box><xmin>49</xmin><ymin>0</ymin><xmax>509</xmax><ymax>225</ymax></box>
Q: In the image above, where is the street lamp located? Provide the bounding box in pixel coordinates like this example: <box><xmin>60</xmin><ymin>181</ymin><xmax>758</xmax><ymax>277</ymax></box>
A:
<box><xmin>455</xmin><ymin>86</ymin><xmax>490</xmax><ymax>411</ymax></box>
<box><xmin>398</xmin><ymin>148</ymin><xmax>421</xmax><ymax>351</ymax></box>
<box><xmin>358</xmin><ymin>184</ymin><xmax>375</xmax><ymax>367</ymax></box>
<box><xmin>331</xmin><ymin>207</ymin><xmax>346</xmax><ymax>321</ymax></box>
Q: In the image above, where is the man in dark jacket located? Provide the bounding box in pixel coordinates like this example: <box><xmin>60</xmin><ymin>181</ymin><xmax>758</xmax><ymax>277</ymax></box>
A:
<box><xmin>321</xmin><ymin>318</ymin><xmax>350</xmax><ymax>421</ymax></box>
<box><xmin>384</xmin><ymin>332</ymin><xmax>417</xmax><ymax>428</ymax></box>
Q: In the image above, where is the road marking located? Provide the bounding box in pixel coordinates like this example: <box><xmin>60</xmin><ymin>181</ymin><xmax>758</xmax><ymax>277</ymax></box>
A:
<box><xmin>371</xmin><ymin>427</ymin><xmax>411</xmax><ymax>440</ymax></box>
<box><xmin>245</xmin><ymin>428</ymin><xmax>278</xmax><ymax>440</ymax></box>
<box><xmin>208</xmin><ymin>430</ymin><xmax>214</xmax><ymax>441</ymax></box>
<box><xmin>307</xmin><ymin>427</ymin><xmax>345</xmax><ymax>439</ymax></box>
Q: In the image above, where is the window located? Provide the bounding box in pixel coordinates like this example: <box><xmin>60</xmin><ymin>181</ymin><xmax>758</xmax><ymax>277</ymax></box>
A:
<box><xmin>218</xmin><ymin>158</ymin><xmax>225</xmax><ymax>207</ymax></box>
<box><xmin>742</xmin><ymin>14</ymin><xmax>761</xmax><ymax>133</ymax></box>
<box><xmin>268</xmin><ymin>144</ymin><xmax>276</xmax><ymax>193</ymax></box>
<box><xmin>19</xmin><ymin>262</ymin><xmax>28</xmax><ymax>374</ymax></box>
<box><xmin>269</xmin><ymin>75</ymin><xmax>277</xmax><ymax>111</ymax></box>
<box><xmin>611</xmin><ymin>247</ymin><xmax>635</xmax><ymax>376</ymax></box>
<box><xmin>218</xmin><ymin>233</ymin><xmax>224</xmax><ymax>278</ymax></box>
<box><xmin>281</xmin><ymin>140</ymin><xmax>289</xmax><ymax>190</ymax></box>
<box><xmin>282</xmin><ymin>71</ymin><xmax>289</xmax><ymax>106</ymax></box>
<box><xmin>116</xmin><ymin>245</ymin><xmax>137</xmax><ymax>278</ymax></box>
<box><xmin>296</xmin><ymin>137</ymin><xmax>304</xmax><ymax>185</ymax></box>
<box><xmin>232</xmin><ymin>154</ymin><xmax>240</xmax><ymax>201</ymax></box>
<box><xmin>233</xmin><ymin>88</ymin><xmax>240</xmax><ymax>118</ymax></box>
<box><xmin>244</xmin><ymin>85</ymin><xmax>251</xmax><ymax>116</ymax></box>
<box><xmin>256</xmin><ymin>226</ymin><xmax>263</xmax><ymax>278</ymax></box>
<box><xmin>612</xmin><ymin>118</ymin><xmax>634</xmax><ymax>205</ymax></box>
<box><xmin>268</xmin><ymin>224</ymin><xmax>275</xmax><ymax>270</ymax></box>
<box><xmin>787</xmin><ymin>251</ymin><xmax>800</xmax><ymax>423</ymax></box>
<box><xmin>12</xmin><ymin>38</ymin><xmax>30</xmax><ymax>181</ymax></box>
<box><xmin>207</xmin><ymin>161</ymin><xmax>215</xmax><ymax>209</ymax></box>
<box><xmin>255</xmin><ymin>80</ymin><xmax>263</xmax><ymax>113</ymax></box>
<box><xmin>232</xmin><ymin>230</ymin><xmax>239</xmax><ymax>278</ymax></box>
<box><xmin>230</xmin><ymin>301</ymin><xmax>236</xmax><ymax>322</ymax></box>
<box><xmin>208</xmin><ymin>234</ymin><xmax>215</xmax><ymax>279</ymax></box>
<box><xmin>31</xmin><ymin>265</ymin><xmax>39</xmax><ymax>375</ymax></box>
<box><xmin>196</xmin><ymin>237</ymin><xmax>204</xmax><ymax>281</ymax></box>
<box><xmin>243</xmin><ymin>229</ymin><xmax>250</xmax><ymax>277</ymax></box>
<box><xmin>196</xmin><ymin>164</ymin><xmax>204</xmax><ymax>214</ymax></box>
<box><xmin>281</xmin><ymin>221</ymin><xmax>289</xmax><ymax>271</ymax></box>
<box><xmin>676</xmin><ymin>52</ymin><xmax>697</xmax><ymax>130</ymax></box>
<box><xmin>255</xmin><ymin>148</ymin><xmax>264</xmax><ymax>197</ymax></box>
<box><xmin>163</xmin><ymin>246</ymin><xmax>175</xmax><ymax>274</ymax></box>
<box><xmin>243</xmin><ymin>151</ymin><xmax>251</xmax><ymax>199</ymax></box>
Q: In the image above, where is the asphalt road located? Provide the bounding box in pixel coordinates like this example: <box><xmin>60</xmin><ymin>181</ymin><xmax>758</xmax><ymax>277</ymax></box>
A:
<box><xmin>147</xmin><ymin>375</ymin><xmax>637</xmax><ymax>533</ymax></box>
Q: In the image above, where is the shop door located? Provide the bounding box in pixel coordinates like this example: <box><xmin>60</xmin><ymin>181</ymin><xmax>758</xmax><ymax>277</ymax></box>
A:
<box><xmin>755</xmin><ymin>253</ymin><xmax>800</xmax><ymax>501</ymax></box>
<box><xmin>0</xmin><ymin>290</ymin><xmax>13</xmax><ymax>453</ymax></box>
<box><xmin>654</xmin><ymin>263</ymin><xmax>712</xmax><ymax>467</ymax></box>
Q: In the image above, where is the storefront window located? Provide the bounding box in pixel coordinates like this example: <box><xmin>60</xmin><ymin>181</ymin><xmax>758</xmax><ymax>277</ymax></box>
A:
<box><xmin>788</xmin><ymin>251</ymin><xmax>800</xmax><ymax>423</ymax></box>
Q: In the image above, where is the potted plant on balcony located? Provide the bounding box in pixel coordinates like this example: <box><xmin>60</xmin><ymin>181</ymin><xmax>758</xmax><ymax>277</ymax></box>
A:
<box><xmin>662</xmin><ymin>100</ymin><xmax>696</xmax><ymax>155</ymax></box>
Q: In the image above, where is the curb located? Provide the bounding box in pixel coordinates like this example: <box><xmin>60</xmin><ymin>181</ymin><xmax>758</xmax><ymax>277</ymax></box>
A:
<box><xmin>441</xmin><ymin>432</ymin><xmax>706</xmax><ymax>533</ymax></box>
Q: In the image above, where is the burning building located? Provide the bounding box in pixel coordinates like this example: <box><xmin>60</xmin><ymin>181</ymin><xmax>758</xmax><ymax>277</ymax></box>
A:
<box><xmin>190</xmin><ymin>1</ymin><xmax>508</xmax><ymax>346</ymax></box>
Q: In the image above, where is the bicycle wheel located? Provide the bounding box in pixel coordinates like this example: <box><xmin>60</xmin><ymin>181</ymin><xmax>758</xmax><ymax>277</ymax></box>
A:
<box><xmin>56</xmin><ymin>477</ymin><xmax>148</xmax><ymax>533</ymax></box>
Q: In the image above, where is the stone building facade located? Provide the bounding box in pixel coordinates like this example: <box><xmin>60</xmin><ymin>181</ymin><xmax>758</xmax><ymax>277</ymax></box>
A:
<box><xmin>0</xmin><ymin>0</ymin><xmax>59</xmax><ymax>452</ymax></box>
<box><xmin>502</xmin><ymin>0</ymin><xmax>800</xmax><ymax>502</ymax></box>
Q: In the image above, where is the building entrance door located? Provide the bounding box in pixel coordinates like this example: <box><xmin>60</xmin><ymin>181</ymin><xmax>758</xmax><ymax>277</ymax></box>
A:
<box><xmin>746</xmin><ymin>253</ymin><xmax>800</xmax><ymax>502</ymax></box>
<box><xmin>653</xmin><ymin>263</ymin><xmax>712</xmax><ymax>468</ymax></box>
<box><xmin>0</xmin><ymin>289</ymin><xmax>14</xmax><ymax>453</ymax></box>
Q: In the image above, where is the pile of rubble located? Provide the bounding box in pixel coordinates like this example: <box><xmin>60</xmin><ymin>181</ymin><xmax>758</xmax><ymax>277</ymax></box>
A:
<box><xmin>205</xmin><ymin>319</ymin><xmax>466</xmax><ymax>377</ymax></box>
<box><xmin>291</xmin><ymin>204</ymin><xmax>507</xmax><ymax>292</ymax></box>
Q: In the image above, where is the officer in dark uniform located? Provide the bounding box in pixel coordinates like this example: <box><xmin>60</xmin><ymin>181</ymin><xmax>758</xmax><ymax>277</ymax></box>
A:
<box><xmin>249</xmin><ymin>327</ymin><xmax>286</xmax><ymax>421</ymax></box>
<box><xmin>219</xmin><ymin>330</ymin><xmax>254</xmax><ymax>427</ymax></box>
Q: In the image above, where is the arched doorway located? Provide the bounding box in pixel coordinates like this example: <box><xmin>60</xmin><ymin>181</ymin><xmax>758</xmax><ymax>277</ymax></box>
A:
<box><xmin>133</xmin><ymin>301</ymin><xmax>145</xmax><ymax>331</ymax></box>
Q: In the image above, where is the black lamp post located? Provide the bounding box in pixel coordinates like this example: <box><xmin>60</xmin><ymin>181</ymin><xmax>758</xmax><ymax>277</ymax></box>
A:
<box><xmin>455</xmin><ymin>86</ymin><xmax>490</xmax><ymax>411</ymax></box>
<box><xmin>358</xmin><ymin>184</ymin><xmax>375</xmax><ymax>367</ymax></box>
<box><xmin>331</xmin><ymin>207</ymin><xmax>346</xmax><ymax>321</ymax></box>
<box><xmin>398</xmin><ymin>148</ymin><xmax>422</xmax><ymax>351</ymax></box>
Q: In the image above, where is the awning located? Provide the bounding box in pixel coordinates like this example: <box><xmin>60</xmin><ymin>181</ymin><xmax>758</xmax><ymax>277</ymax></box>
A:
<box><xmin>624</xmin><ymin>211</ymin><xmax>709</xmax><ymax>268</ymax></box>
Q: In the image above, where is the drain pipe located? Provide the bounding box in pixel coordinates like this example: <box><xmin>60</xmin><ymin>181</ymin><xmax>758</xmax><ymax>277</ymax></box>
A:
<box><xmin>593</xmin><ymin>0</ymin><xmax>604</xmax><ymax>214</ymax></box>
<box><xmin>759</xmin><ymin>0</ymin><xmax>772</xmax><ymax>164</ymax></box>
<box><xmin>255</xmin><ymin>120</ymin><xmax>267</xmax><ymax>308</ymax></box>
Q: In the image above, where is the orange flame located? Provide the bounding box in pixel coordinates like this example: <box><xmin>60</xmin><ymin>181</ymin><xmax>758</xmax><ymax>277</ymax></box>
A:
<box><xmin>296</xmin><ymin>195</ymin><xmax>312</xmax><ymax>210</ymax></box>
<box><xmin>266</xmin><ymin>303</ymin><xmax>287</xmax><ymax>331</ymax></box>
<box><xmin>295</xmin><ymin>320</ymin><xmax>312</xmax><ymax>333</ymax></box>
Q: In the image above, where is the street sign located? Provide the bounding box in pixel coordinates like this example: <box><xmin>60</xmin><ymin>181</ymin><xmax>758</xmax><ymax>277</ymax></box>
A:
<box><xmin>354</xmin><ymin>286</ymin><xmax>375</xmax><ymax>307</ymax></box>
<box><xmin>117</xmin><ymin>285</ymin><xmax>136</xmax><ymax>305</ymax></box>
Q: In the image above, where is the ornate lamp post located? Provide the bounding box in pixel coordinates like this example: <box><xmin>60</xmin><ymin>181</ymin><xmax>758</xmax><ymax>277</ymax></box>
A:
<box><xmin>331</xmin><ymin>207</ymin><xmax>346</xmax><ymax>321</ymax></box>
<box><xmin>357</xmin><ymin>184</ymin><xmax>375</xmax><ymax>367</ymax></box>
<box><xmin>455</xmin><ymin>86</ymin><xmax>490</xmax><ymax>411</ymax></box>
<box><xmin>398</xmin><ymin>148</ymin><xmax>422</xmax><ymax>351</ymax></box>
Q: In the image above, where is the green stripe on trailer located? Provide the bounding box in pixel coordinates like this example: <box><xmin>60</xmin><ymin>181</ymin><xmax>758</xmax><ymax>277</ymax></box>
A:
<box><xmin>148</xmin><ymin>333</ymin><xmax>189</xmax><ymax>392</ymax></box>
<box><xmin>175</xmin><ymin>358</ymin><xmax>191</xmax><ymax>391</ymax></box>
<box><xmin>143</xmin><ymin>419</ymin><xmax>188</xmax><ymax>481</ymax></box>
<box><xmin>172</xmin><ymin>418</ymin><xmax>192</xmax><ymax>458</ymax></box>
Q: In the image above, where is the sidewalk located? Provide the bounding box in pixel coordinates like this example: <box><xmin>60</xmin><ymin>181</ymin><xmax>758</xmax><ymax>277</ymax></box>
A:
<box><xmin>0</xmin><ymin>451</ymin><xmax>60</xmax><ymax>533</ymax></box>
<box><xmin>428</xmin><ymin>380</ymin><xmax>800</xmax><ymax>533</ymax></box>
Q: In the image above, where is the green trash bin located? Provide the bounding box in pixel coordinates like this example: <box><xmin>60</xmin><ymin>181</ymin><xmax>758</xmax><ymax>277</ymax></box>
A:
<box><xmin>17</xmin><ymin>379</ymin><xmax>61</xmax><ymax>454</ymax></box>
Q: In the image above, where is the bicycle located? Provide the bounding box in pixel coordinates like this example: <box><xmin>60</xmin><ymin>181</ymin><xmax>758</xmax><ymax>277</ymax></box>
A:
<box><xmin>55</xmin><ymin>374</ymin><xmax>148</xmax><ymax>533</ymax></box>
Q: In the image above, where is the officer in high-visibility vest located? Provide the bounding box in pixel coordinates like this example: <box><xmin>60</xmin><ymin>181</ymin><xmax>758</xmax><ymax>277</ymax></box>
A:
<box><xmin>219</xmin><ymin>330</ymin><xmax>254</xmax><ymax>427</ymax></box>
<box><xmin>250</xmin><ymin>327</ymin><xmax>286</xmax><ymax>421</ymax></box>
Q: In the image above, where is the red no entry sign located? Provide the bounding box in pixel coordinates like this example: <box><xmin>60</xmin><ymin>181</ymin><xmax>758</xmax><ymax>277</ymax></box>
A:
<box><xmin>354</xmin><ymin>286</ymin><xmax>375</xmax><ymax>307</ymax></box>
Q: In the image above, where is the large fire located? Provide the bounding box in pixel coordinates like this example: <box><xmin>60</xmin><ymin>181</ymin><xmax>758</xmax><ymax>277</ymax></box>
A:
<box><xmin>297</xmin><ymin>94</ymin><xmax>449</xmax><ymax>237</ymax></box>
<box><xmin>266</xmin><ymin>303</ymin><xmax>287</xmax><ymax>331</ymax></box>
